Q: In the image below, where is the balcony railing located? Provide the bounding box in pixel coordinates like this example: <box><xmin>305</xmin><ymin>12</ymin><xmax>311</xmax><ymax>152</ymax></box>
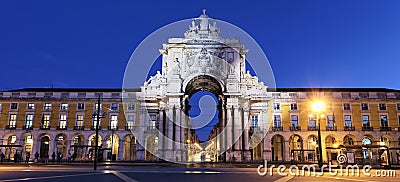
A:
<box><xmin>108</xmin><ymin>126</ymin><xmax>118</xmax><ymax>131</ymax></box>
<box><xmin>91</xmin><ymin>126</ymin><xmax>102</xmax><ymax>130</ymax></box>
<box><xmin>344</xmin><ymin>126</ymin><xmax>355</xmax><ymax>131</ymax></box>
<box><xmin>290</xmin><ymin>126</ymin><xmax>301</xmax><ymax>131</ymax></box>
<box><xmin>125</xmin><ymin>126</ymin><xmax>135</xmax><ymax>130</ymax></box>
<box><xmin>380</xmin><ymin>127</ymin><xmax>392</xmax><ymax>131</ymax></box>
<box><xmin>308</xmin><ymin>126</ymin><xmax>318</xmax><ymax>131</ymax></box>
<box><xmin>40</xmin><ymin>125</ymin><xmax>50</xmax><ymax>130</ymax></box>
<box><xmin>6</xmin><ymin>125</ymin><xmax>16</xmax><ymax>130</ymax></box>
<box><xmin>74</xmin><ymin>126</ymin><xmax>85</xmax><ymax>130</ymax></box>
<box><xmin>272</xmin><ymin>126</ymin><xmax>283</xmax><ymax>131</ymax></box>
<box><xmin>326</xmin><ymin>126</ymin><xmax>337</xmax><ymax>131</ymax></box>
<box><xmin>56</xmin><ymin>126</ymin><xmax>67</xmax><ymax>130</ymax></box>
<box><xmin>362</xmin><ymin>126</ymin><xmax>373</xmax><ymax>131</ymax></box>
<box><xmin>23</xmin><ymin>125</ymin><xmax>33</xmax><ymax>130</ymax></box>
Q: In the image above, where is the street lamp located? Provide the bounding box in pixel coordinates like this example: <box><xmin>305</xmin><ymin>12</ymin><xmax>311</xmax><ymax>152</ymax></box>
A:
<box><xmin>92</xmin><ymin>95</ymin><xmax>107</xmax><ymax>170</ymax></box>
<box><xmin>311</xmin><ymin>101</ymin><xmax>325</xmax><ymax>168</ymax></box>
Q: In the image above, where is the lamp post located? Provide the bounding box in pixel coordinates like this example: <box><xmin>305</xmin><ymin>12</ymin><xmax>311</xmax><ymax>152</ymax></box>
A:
<box><xmin>92</xmin><ymin>95</ymin><xmax>107</xmax><ymax>170</ymax></box>
<box><xmin>311</xmin><ymin>101</ymin><xmax>325</xmax><ymax>168</ymax></box>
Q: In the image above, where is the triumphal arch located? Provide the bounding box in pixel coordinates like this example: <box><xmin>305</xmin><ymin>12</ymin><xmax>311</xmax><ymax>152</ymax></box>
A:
<box><xmin>130</xmin><ymin>10</ymin><xmax>272</xmax><ymax>163</ymax></box>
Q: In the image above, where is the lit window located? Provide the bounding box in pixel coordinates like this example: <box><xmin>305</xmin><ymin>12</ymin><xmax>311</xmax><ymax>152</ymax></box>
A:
<box><xmin>42</xmin><ymin>114</ymin><xmax>50</xmax><ymax>128</ymax></box>
<box><xmin>61</xmin><ymin>103</ymin><xmax>68</xmax><ymax>110</ymax></box>
<box><xmin>76</xmin><ymin>115</ymin><xmax>84</xmax><ymax>127</ymax></box>
<box><xmin>94</xmin><ymin>103</ymin><xmax>102</xmax><ymax>110</ymax></box>
<box><xmin>127</xmin><ymin>115</ymin><xmax>134</xmax><ymax>128</ymax></box>
<box><xmin>9</xmin><ymin>114</ymin><xmax>17</xmax><ymax>127</ymax></box>
<box><xmin>59</xmin><ymin>114</ymin><xmax>67</xmax><ymax>129</ymax></box>
<box><xmin>110</xmin><ymin>115</ymin><xmax>118</xmax><ymax>129</ymax></box>
<box><xmin>44</xmin><ymin>103</ymin><xmax>52</xmax><ymax>110</ymax></box>
<box><xmin>92</xmin><ymin>118</ymin><xmax>101</xmax><ymax>128</ymax></box>
<box><xmin>25</xmin><ymin>114</ymin><xmax>34</xmax><ymax>128</ymax></box>
<box><xmin>27</xmin><ymin>103</ymin><xmax>35</xmax><ymax>110</ymax></box>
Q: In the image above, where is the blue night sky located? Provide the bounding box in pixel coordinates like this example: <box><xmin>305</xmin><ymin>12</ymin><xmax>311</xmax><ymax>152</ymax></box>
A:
<box><xmin>1</xmin><ymin>0</ymin><xmax>399</xmax><ymax>90</ymax></box>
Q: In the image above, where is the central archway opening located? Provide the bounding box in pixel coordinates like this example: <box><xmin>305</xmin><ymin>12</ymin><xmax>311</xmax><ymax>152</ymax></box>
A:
<box><xmin>185</xmin><ymin>75</ymin><xmax>223</xmax><ymax>162</ymax></box>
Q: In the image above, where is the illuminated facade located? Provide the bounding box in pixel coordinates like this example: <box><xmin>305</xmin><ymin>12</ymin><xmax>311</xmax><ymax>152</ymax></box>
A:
<box><xmin>1</xmin><ymin>11</ymin><xmax>399</xmax><ymax>166</ymax></box>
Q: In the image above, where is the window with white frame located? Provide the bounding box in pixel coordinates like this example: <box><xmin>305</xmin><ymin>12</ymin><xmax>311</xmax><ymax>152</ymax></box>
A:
<box><xmin>94</xmin><ymin>103</ymin><xmax>102</xmax><ymax>110</ymax></box>
<box><xmin>291</xmin><ymin>115</ymin><xmax>299</xmax><ymax>127</ymax></box>
<box><xmin>343</xmin><ymin>103</ymin><xmax>351</xmax><ymax>110</ymax></box>
<box><xmin>362</xmin><ymin>115</ymin><xmax>370</xmax><ymax>127</ymax></box>
<box><xmin>251</xmin><ymin>115</ymin><xmax>259</xmax><ymax>128</ymax></box>
<box><xmin>379</xmin><ymin>103</ymin><xmax>386</xmax><ymax>111</ymax></box>
<box><xmin>10</xmin><ymin>103</ymin><xmax>18</xmax><ymax>110</ymax></box>
<box><xmin>327</xmin><ymin>115</ymin><xmax>335</xmax><ymax>127</ymax></box>
<box><xmin>44</xmin><ymin>103</ymin><xmax>52</xmax><ymax>110</ymax></box>
<box><xmin>110</xmin><ymin>115</ymin><xmax>118</xmax><ymax>129</ymax></box>
<box><xmin>111</xmin><ymin>103</ymin><xmax>118</xmax><ymax>111</ymax></box>
<box><xmin>127</xmin><ymin>115</ymin><xmax>134</xmax><ymax>128</ymax></box>
<box><xmin>27</xmin><ymin>103</ymin><xmax>35</xmax><ymax>110</ymax></box>
<box><xmin>59</xmin><ymin>114</ymin><xmax>67</xmax><ymax>129</ymax></box>
<box><xmin>273</xmin><ymin>103</ymin><xmax>280</xmax><ymax>110</ymax></box>
<box><xmin>42</xmin><ymin>114</ymin><xmax>50</xmax><ymax>128</ymax></box>
<box><xmin>60</xmin><ymin>103</ymin><xmax>68</xmax><ymax>110</ymax></box>
<box><xmin>380</xmin><ymin>115</ymin><xmax>388</xmax><ymax>128</ymax></box>
<box><xmin>77</xmin><ymin>103</ymin><xmax>85</xmax><ymax>110</ymax></box>
<box><xmin>344</xmin><ymin>115</ymin><xmax>352</xmax><ymax>127</ymax></box>
<box><xmin>92</xmin><ymin>118</ymin><xmax>101</xmax><ymax>128</ymax></box>
<box><xmin>128</xmin><ymin>103</ymin><xmax>135</xmax><ymax>111</ymax></box>
<box><xmin>308</xmin><ymin>115</ymin><xmax>316</xmax><ymax>127</ymax></box>
<box><xmin>149</xmin><ymin>114</ymin><xmax>157</xmax><ymax>129</ymax></box>
<box><xmin>76</xmin><ymin>115</ymin><xmax>84</xmax><ymax>127</ymax></box>
<box><xmin>361</xmin><ymin>103</ymin><xmax>369</xmax><ymax>110</ymax></box>
<box><xmin>290</xmin><ymin>103</ymin><xmax>298</xmax><ymax>111</ymax></box>
<box><xmin>273</xmin><ymin>115</ymin><xmax>281</xmax><ymax>127</ymax></box>
<box><xmin>9</xmin><ymin>114</ymin><xmax>17</xmax><ymax>127</ymax></box>
<box><xmin>25</xmin><ymin>114</ymin><xmax>33</xmax><ymax>127</ymax></box>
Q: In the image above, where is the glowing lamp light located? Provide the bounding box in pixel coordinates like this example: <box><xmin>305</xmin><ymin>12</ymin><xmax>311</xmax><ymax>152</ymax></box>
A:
<box><xmin>333</xmin><ymin>143</ymin><xmax>338</xmax><ymax>148</ymax></box>
<box><xmin>312</xmin><ymin>101</ymin><xmax>324</xmax><ymax>112</ymax></box>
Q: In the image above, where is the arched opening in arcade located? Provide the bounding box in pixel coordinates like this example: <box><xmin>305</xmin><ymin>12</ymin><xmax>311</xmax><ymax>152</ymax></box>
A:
<box><xmin>289</xmin><ymin>134</ymin><xmax>303</xmax><ymax>162</ymax></box>
<box><xmin>145</xmin><ymin>134</ymin><xmax>158</xmax><ymax>161</ymax></box>
<box><xmin>22</xmin><ymin>133</ymin><xmax>33</xmax><ymax>159</ymax></box>
<box><xmin>250</xmin><ymin>136</ymin><xmax>263</xmax><ymax>161</ymax></box>
<box><xmin>106</xmin><ymin>134</ymin><xmax>119</xmax><ymax>161</ymax></box>
<box><xmin>306</xmin><ymin>135</ymin><xmax>317</xmax><ymax>162</ymax></box>
<box><xmin>88</xmin><ymin>134</ymin><xmax>102</xmax><ymax>160</ymax></box>
<box><xmin>39</xmin><ymin>135</ymin><xmax>50</xmax><ymax>159</ymax></box>
<box><xmin>55</xmin><ymin>134</ymin><xmax>68</xmax><ymax>159</ymax></box>
<box><xmin>2</xmin><ymin>134</ymin><xmax>21</xmax><ymax>160</ymax></box>
<box><xmin>72</xmin><ymin>134</ymin><xmax>84</xmax><ymax>160</ymax></box>
<box><xmin>124</xmin><ymin>134</ymin><xmax>136</xmax><ymax>161</ymax></box>
<box><xmin>325</xmin><ymin>135</ymin><xmax>338</xmax><ymax>162</ymax></box>
<box><xmin>185</xmin><ymin>75</ymin><xmax>223</xmax><ymax>162</ymax></box>
<box><xmin>271</xmin><ymin>135</ymin><xmax>284</xmax><ymax>161</ymax></box>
